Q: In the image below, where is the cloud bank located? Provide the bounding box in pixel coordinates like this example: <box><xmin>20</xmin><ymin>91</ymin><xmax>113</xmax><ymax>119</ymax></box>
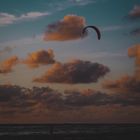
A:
<box><xmin>0</xmin><ymin>84</ymin><xmax>139</xmax><ymax>117</ymax></box>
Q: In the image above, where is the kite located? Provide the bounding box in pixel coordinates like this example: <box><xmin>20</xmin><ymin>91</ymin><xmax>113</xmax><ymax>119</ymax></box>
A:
<box><xmin>82</xmin><ymin>25</ymin><xmax>101</xmax><ymax>40</ymax></box>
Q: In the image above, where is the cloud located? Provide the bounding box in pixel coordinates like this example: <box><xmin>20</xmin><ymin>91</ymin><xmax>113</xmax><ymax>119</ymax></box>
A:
<box><xmin>33</xmin><ymin>59</ymin><xmax>110</xmax><ymax>84</ymax></box>
<box><xmin>103</xmin><ymin>75</ymin><xmax>140</xmax><ymax>93</ymax></box>
<box><xmin>0</xmin><ymin>84</ymin><xmax>140</xmax><ymax>123</ymax></box>
<box><xmin>62</xmin><ymin>90</ymin><xmax>111</xmax><ymax>108</ymax></box>
<box><xmin>102</xmin><ymin>44</ymin><xmax>140</xmax><ymax>105</ymax></box>
<box><xmin>128</xmin><ymin>44</ymin><xmax>140</xmax><ymax>58</ymax></box>
<box><xmin>0</xmin><ymin>84</ymin><xmax>139</xmax><ymax>118</ymax></box>
<box><xmin>0</xmin><ymin>56</ymin><xmax>19</xmax><ymax>74</ymax></box>
<box><xmin>130</xmin><ymin>28</ymin><xmax>140</xmax><ymax>36</ymax></box>
<box><xmin>43</xmin><ymin>15</ymin><xmax>86</xmax><ymax>41</ymax></box>
<box><xmin>103</xmin><ymin>75</ymin><xmax>140</xmax><ymax>106</ymax></box>
<box><xmin>63</xmin><ymin>89</ymin><xmax>140</xmax><ymax>107</ymax></box>
<box><xmin>23</xmin><ymin>49</ymin><xmax>55</xmax><ymax>68</ymax></box>
<box><xmin>0</xmin><ymin>13</ymin><xmax>16</xmax><ymax>25</ymax></box>
<box><xmin>129</xmin><ymin>5</ymin><xmax>140</xmax><ymax>18</ymax></box>
<box><xmin>128</xmin><ymin>44</ymin><xmax>140</xmax><ymax>61</ymax></box>
<box><xmin>19</xmin><ymin>12</ymin><xmax>50</xmax><ymax>20</ymax></box>
<box><xmin>103</xmin><ymin>44</ymin><xmax>140</xmax><ymax>104</ymax></box>
<box><xmin>0</xmin><ymin>0</ymin><xmax>95</xmax><ymax>27</ymax></box>
<box><xmin>0</xmin><ymin>12</ymin><xmax>50</xmax><ymax>26</ymax></box>
<box><xmin>0</xmin><ymin>49</ymin><xmax>55</xmax><ymax>72</ymax></box>
<box><xmin>0</xmin><ymin>84</ymin><xmax>39</xmax><ymax>115</ymax></box>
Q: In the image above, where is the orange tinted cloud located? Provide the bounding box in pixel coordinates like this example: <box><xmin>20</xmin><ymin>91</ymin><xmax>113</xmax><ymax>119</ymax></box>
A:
<box><xmin>23</xmin><ymin>49</ymin><xmax>55</xmax><ymax>68</ymax></box>
<box><xmin>43</xmin><ymin>15</ymin><xmax>86</xmax><ymax>41</ymax></box>
<box><xmin>0</xmin><ymin>56</ymin><xmax>18</xmax><ymax>74</ymax></box>
<box><xmin>128</xmin><ymin>44</ymin><xmax>140</xmax><ymax>58</ymax></box>
<box><xmin>103</xmin><ymin>75</ymin><xmax>140</xmax><ymax>93</ymax></box>
<box><xmin>33</xmin><ymin>60</ymin><xmax>110</xmax><ymax>84</ymax></box>
<box><xmin>103</xmin><ymin>75</ymin><xmax>140</xmax><ymax>107</ymax></box>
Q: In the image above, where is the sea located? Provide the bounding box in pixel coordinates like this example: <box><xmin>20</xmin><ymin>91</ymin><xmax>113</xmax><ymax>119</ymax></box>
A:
<box><xmin>0</xmin><ymin>124</ymin><xmax>140</xmax><ymax>140</ymax></box>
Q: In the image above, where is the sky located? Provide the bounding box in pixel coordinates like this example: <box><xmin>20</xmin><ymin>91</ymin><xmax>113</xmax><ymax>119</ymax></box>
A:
<box><xmin>0</xmin><ymin>0</ymin><xmax>140</xmax><ymax>123</ymax></box>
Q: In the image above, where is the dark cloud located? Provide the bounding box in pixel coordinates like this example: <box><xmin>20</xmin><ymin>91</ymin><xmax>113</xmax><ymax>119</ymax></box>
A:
<box><xmin>23</xmin><ymin>49</ymin><xmax>55</xmax><ymax>68</ymax></box>
<box><xmin>0</xmin><ymin>84</ymin><xmax>140</xmax><ymax>118</ymax></box>
<box><xmin>33</xmin><ymin>60</ymin><xmax>110</xmax><ymax>84</ymax></box>
<box><xmin>129</xmin><ymin>5</ymin><xmax>140</xmax><ymax>18</ymax></box>
<box><xmin>63</xmin><ymin>90</ymin><xmax>111</xmax><ymax>108</ymax></box>
<box><xmin>0</xmin><ymin>85</ymin><xmax>37</xmax><ymax>115</ymax></box>
<box><xmin>130</xmin><ymin>28</ymin><xmax>140</xmax><ymax>36</ymax></box>
<box><xmin>0</xmin><ymin>85</ymin><xmax>66</xmax><ymax>115</ymax></box>
<box><xmin>0</xmin><ymin>56</ymin><xmax>19</xmax><ymax>74</ymax></box>
<box><xmin>43</xmin><ymin>15</ymin><xmax>86</xmax><ymax>41</ymax></box>
<box><xmin>16</xmin><ymin>89</ymin><xmax>140</xmax><ymax>106</ymax></box>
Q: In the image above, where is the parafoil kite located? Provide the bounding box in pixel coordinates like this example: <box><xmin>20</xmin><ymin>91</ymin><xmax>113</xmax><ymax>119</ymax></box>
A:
<box><xmin>82</xmin><ymin>25</ymin><xmax>101</xmax><ymax>40</ymax></box>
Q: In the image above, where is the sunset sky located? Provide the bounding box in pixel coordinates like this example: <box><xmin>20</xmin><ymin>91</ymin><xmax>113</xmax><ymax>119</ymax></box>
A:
<box><xmin>0</xmin><ymin>0</ymin><xmax>140</xmax><ymax>123</ymax></box>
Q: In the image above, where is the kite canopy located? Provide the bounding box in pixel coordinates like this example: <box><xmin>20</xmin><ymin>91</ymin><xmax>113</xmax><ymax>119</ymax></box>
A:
<box><xmin>82</xmin><ymin>25</ymin><xmax>101</xmax><ymax>40</ymax></box>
